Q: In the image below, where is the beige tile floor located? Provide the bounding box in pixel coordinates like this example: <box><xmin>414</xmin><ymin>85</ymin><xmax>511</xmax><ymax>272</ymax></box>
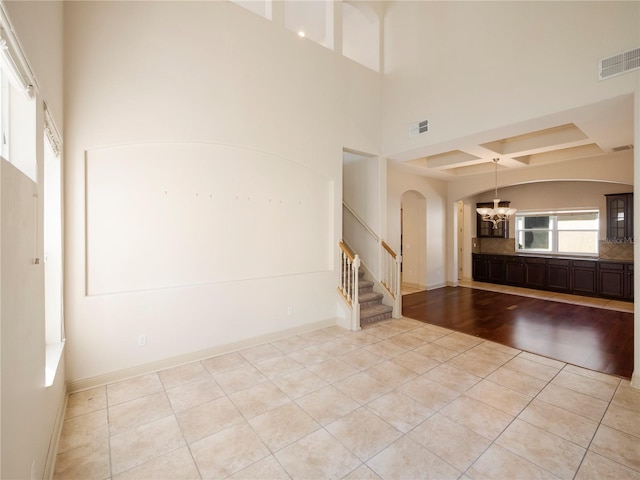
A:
<box><xmin>403</xmin><ymin>280</ymin><xmax>634</xmax><ymax>313</ymax></box>
<box><xmin>459</xmin><ymin>280</ymin><xmax>634</xmax><ymax>313</ymax></box>
<box><xmin>54</xmin><ymin>318</ymin><xmax>640</xmax><ymax>480</ymax></box>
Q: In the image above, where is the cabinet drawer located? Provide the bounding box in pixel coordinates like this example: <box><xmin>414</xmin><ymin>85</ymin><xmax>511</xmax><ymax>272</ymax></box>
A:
<box><xmin>600</xmin><ymin>263</ymin><xmax>624</xmax><ymax>271</ymax></box>
<box><xmin>524</xmin><ymin>257</ymin><xmax>546</xmax><ymax>265</ymax></box>
<box><xmin>573</xmin><ymin>260</ymin><xmax>596</xmax><ymax>269</ymax></box>
<box><xmin>548</xmin><ymin>259</ymin><xmax>570</xmax><ymax>266</ymax></box>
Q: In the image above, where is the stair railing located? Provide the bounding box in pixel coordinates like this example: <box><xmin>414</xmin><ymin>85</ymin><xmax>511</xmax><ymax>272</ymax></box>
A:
<box><xmin>338</xmin><ymin>241</ymin><xmax>360</xmax><ymax>306</ymax></box>
<box><xmin>338</xmin><ymin>241</ymin><xmax>361</xmax><ymax>330</ymax></box>
<box><xmin>381</xmin><ymin>240</ymin><xmax>402</xmax><ymax>318</ymax></box>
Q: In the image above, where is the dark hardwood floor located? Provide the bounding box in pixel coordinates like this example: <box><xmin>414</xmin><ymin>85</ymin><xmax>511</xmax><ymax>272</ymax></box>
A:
<box><xmin>402</xmin><ymin>286</ymin><xmax>634</xmax><ymax>379</ymax></box>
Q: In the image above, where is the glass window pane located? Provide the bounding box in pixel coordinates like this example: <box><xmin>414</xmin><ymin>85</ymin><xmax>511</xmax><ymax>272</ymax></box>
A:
<box><xmin>518</xmin><ymin>230</ymin><xmax>551</xmax><ymax>250</ymax></box>
<box><xmin>524</xmin><ymin>216</ymin><xmax>550</xmax><ymax>229</ymax></box>
<box><xmin>557</xmin><ymin>213</ymin><xmax>598</xmax><ymax>230</ymax></box>
<box><xmin>558</xmin><ymin>231</ymin><xmax>598</xmax><ymax>254</ymax></box>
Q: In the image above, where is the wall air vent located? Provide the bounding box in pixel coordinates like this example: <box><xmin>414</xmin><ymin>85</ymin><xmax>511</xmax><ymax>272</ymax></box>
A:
<box><xmin>599</xmin><ymin>47</ymin><xmax>640</xmax><ymax>80</ymax></box>
<box><xmin>409</xmin><ymin>119</ymin><xmax>429</xmax><ymax>137</ymax></box>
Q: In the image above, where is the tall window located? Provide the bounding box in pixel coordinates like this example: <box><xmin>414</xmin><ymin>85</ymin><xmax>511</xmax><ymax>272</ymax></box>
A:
<box><xmin>44</xmin><ymin>104</ymin><xmax>63</xmax><ymax>387</ymax></box>
<box><xmin>516</xmin><ymin>211</ymin><xmax>599</xmax><ymax>256</ymax></box>
<box><xmin>0</xmin><ymin>11</ymin><xmax>37</xmax><ymax>180</ymax></box>
<box><xmin>342</xmin><ymin>1</ymin><xmax>380</xmax><ymax>72</ymax></box>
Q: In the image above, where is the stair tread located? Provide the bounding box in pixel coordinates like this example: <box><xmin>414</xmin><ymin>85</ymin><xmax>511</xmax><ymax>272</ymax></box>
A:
<box><xmin>360</xmin><ymin>303</ymin><xmax>393</xmax><ymax>317</ymax></box>
<box><xmin>359</xmin><ymin>291</ymin><xmax>383</xmax><ymax>301</ymax></box>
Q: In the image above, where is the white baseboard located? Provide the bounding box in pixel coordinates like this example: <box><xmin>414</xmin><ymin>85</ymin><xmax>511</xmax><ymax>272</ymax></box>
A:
<box><xmin>44</xmin><ymin>383</ymin><xmax>67</xmax><ymax>480</ymax></box>
<box><xmin>67</xmin><ymin>318</ymin><xmax>336</xmax><ymax>393</ymax></box>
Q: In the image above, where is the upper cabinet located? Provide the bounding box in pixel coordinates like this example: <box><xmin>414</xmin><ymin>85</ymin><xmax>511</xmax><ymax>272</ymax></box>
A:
<box><xmin>476</xmin><ymin>201</ymin><xmax>510</xmax><ymax>238</ymax></box>
<box><xmin>605</xmin><ymin>193</ymin><xmax>633</xmax><ymax>241</ymax></box>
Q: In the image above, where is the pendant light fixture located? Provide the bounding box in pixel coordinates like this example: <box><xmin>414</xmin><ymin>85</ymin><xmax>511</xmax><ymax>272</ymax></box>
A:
<box><xmin>476</xmin><ymin>158</ymin><xmax>517</xmax><ymax>229</ymax></box>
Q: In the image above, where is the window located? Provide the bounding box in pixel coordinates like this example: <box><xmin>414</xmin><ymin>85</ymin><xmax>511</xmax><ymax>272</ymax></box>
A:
<box><xmin>516</xmin><ymin>211</ymin><xmax>599</xmax><ymax>256</ymax></box>
<box><xmin>342</xmin><ymin>2</ymin><xmax>380</xmax><ymax>72</ymax></box>
<box><xmin>44</xmin><ymin>104</ymin><xmax>64</xmax><ymax>387</ymax></box>
<box><xmin>0</xmin><ymin>8</ymin><xmax>38</xmax><ymax>181</ymax></box>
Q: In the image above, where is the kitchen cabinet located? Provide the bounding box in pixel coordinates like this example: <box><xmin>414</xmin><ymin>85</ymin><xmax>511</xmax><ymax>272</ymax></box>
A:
<box><xmin>599</xmin><ymin>262</ymin><xmax>625</xmax><ymax>299</ymax></box>
<box><xmin>505</xmin><ymin>257</ymin><xmax>525</xmax><ymax>285</ymax></box>
<box><xmin>476</xmin><ymin>202</ymin><xmax>510</xmax><ymax>238</ymax></box>
<box><xmin>472</xmin><ymin>254</ymin><xmax>632</xmax><ymax>301</ymax></box>
<box><xmin>524</xmin><ymin>257</ymin><xmax>546</xmax><ymax>289</ymax></box>
<box><xmin>547</xmin><ymin>258</ymin><xmax>570</xmax><ymax>293</ymax></box>
<box><xmin>572</xmin><ymin>260</ymin><xmax>597</xmax><ymax>296</ymax></box>
<box><xmin>605</xmin><ymin>193</ymin><xmax>633</xmax><ymax>241</ymax></box>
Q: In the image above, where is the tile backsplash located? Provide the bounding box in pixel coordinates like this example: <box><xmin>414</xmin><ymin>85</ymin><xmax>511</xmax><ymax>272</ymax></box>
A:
<box><xmin>477</xmin><ymin>238</ymin><xmax>516</xmax><ymax>254</ymax></box>
<box><xmin>599</xmin><ymin>241</ymin><xmax>633</xmax><ymax>261</ymax></box>
<box><xmin>471</xmin><ymin>238</ymin><xmax>633</xmax><ymax>262</ymax></box>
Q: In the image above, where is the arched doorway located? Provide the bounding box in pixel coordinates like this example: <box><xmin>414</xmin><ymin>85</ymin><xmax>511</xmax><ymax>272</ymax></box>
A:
<box><xmin>401</xmin><ymin>190</ymin><xmax>427</xmax><ymax>294</ymax></box>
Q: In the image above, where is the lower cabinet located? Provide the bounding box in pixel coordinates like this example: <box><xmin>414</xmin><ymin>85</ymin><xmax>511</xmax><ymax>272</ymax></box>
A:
<box><xmin>505</xmin><ymin>258</ymin><xmax>525</xmax><ymax>285</ymax></box>
<box><xmin>524</xmin><ymin>257</ymin><xmax>546</xmax><ymax>290</ymax></box>
<box><xmin>572</xmin><ymin>260</ymin><xmax>597</xmax><ymax>296</ymax></box>
<box><xmin>472</xmin><ymin>254</ymin><xmax>632</xmax><ymax>301</ymax></box>
<box><xmin>547</xmin><ymin>259</ymin><xmax>570</xmax><ymax>293</ymax></box>
<box><xmin>488</xmin><ymin>257</ymin><xmax>506</xmax><ymax>283</ymax></box>
<box><xmin>599</xmin><ymin>262</ymin><xmax>625</xmax><ymax>299</ymax></box>
<box><xmin>472</xmin><ymin>255</ymin><xmax>489</xmax><ymax>282</ymax></box>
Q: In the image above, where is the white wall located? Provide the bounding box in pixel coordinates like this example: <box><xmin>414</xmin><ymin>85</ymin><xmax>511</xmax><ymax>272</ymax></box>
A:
<box><xmin>64</xmin><ymin>1</ymin><xmax>381</xmax><ymax>383</ymax></box>
<box><xmin>1</xmin><ymin>2</ymin><xmax>65</xmax><ymax>479</ymax></box>
<box><xmin>343</xmin><ymin>151</ymin><xmax>381</xmax><ymax>275</ymax></box>
<box><xmin>387</xmin><ymin>162</ymin><xmax>447</xmax><ymax>290</ymax></box>
<box><xmin>382</xmin><ymin>1</ymin><xmax>640</xmax><ymax>160</ymax></box>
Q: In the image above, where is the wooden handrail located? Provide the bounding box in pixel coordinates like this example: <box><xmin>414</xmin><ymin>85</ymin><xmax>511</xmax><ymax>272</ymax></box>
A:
<box><xmin>343</xmin><ymin>201</ymin><xmax>379</xmax><ymax>242</ymax></box>
<box><xmin>381</xmin><ymin>240</ymin><xmax>397</xmax><ymax>259</ymax></box>
<box><xmin>339</xmin><ymin>241</ymin><xmax>355</xmax><ymax>261</ymax></box>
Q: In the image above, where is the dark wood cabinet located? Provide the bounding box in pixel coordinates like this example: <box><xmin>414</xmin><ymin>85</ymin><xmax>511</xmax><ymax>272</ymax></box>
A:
<box><xmin>572</xmin><ymin>260</ymin><xmax>597</xmax><ymax>296</ymax></box>
<box><xmin>472</xmin><ymin>255</ymin><xmax>489</xmax><ymax>282</ymax></box>
<box><xmin>599</xmin><ymin>262</ymin><xmax>625</xmax><ymax>299</ymax></box>
<box><xmin>488</xmin><ymin>256</ymin><xmax>506</xmax><ymax>283</ymax></box>
<box><xmin>505</xmin><ymin>257</ymin><xmax>525</xmax><ymax>285</ymax></box>
<box><xmin>476</xmin><ymin>201</ymin><xmax>510</xmax><ymax>238</ymax></box>
<box><xmin>472</xmin><ymin>254</ymin><xmax>632</xmax><ymax>301</ymax></box>
<box><xmin>605</xmin><ymin>193</ymin><xmax>633</xmax><ymax>240</ymax></box>
<box><xmin>547</xmin><ymin>258</ymin><xmax>570</xmax><ymax>292</ymax></box>
<box><xmin>524</xmin><ymin>257</ymin><xmax>546</xmax><ymax>289</ymax></box>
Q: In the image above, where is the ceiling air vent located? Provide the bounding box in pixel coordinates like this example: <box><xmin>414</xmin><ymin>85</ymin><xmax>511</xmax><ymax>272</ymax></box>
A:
<box><xmin>599</xmin><ymin>47</ymin><xmax>640</xmax><ymax>80</ymax></box>
<box><xmin>409</xmin><ymin>119</ymin><xmax>429</xmax><ymax>136</ymax></box>
<box><xmin>612</xmin><ymin>144</ymin><xmax>634</xmax><ymax>152</ymax></box>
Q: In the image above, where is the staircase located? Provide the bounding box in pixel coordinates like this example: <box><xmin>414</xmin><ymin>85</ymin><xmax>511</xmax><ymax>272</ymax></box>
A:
<box><xmin>357</xmin><ymin>270</ymin><xmax>393</xmax><ymax>326</ymax></box>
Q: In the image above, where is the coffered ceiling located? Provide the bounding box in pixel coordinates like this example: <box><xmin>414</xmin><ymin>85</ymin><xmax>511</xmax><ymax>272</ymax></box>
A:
<box><xmin>396</xmin><ymin>94</ymin><xmax>634</xmax><ymax>180</ymax></box>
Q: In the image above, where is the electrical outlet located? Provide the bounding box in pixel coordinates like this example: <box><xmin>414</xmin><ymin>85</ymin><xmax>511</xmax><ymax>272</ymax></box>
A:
<box><xmin>138</xmin><ymin>334</ymin><xmax>147</xmax><ymax>347</ymax></box>
<box><xmin>287</xmin><ymin>306</ymin><xmax>293</xmax><ymax>317</ymax></box>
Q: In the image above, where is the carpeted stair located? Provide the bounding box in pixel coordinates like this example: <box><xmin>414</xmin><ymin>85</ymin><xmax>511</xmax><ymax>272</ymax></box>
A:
<box><xmin>357</xmin><ymin>271</ymin><xmax>393</xmax><ymax>326</ymax></box>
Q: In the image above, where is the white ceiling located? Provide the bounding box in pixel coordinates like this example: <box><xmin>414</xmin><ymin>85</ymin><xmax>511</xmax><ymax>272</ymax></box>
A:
<box><xmin>391</xmin><ymin>94</ymin><xmax>635</xmax><ymax>181</ymax></box>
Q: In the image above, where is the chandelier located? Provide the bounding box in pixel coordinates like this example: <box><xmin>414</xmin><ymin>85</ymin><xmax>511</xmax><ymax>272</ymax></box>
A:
<box><xmin>476</xmin><ymin>158</ymin><xmax>517</xmax><ymax>229</ymax></box>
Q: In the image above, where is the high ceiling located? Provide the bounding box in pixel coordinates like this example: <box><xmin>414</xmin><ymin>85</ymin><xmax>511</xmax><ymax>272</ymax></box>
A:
<box><xmin>393</xmin><ymin>94</ymin><xmax>635</xmax><ymax>181</ymax></box>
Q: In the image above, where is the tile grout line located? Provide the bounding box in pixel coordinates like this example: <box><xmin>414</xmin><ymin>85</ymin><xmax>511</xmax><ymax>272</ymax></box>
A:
<box><xmin>56</xmin><ymin>319</ymin><xmax>639</xmax><ymax>479</ymax></box>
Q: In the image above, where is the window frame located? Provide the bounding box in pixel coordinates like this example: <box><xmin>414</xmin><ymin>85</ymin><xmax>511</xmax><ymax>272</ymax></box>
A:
<box><xmin>515</xmin><ymin>210</ymin><xmax>599</xmax><ymax>257</ymax></box>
